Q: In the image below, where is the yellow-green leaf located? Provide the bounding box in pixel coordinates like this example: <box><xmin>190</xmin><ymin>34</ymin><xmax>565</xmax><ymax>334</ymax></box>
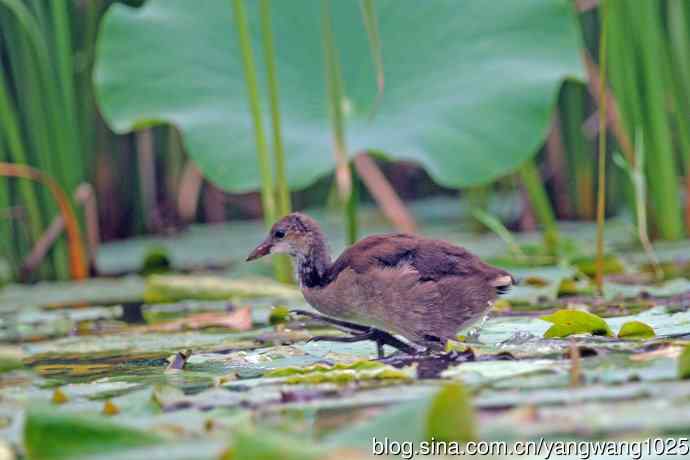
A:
<box><xmin>424</xmin><ymin>382</ymin><xmax>477</xmax><ymax>442</ymax></box>
<box><xmin>679</xmin><ymin>345</ymin><xmax>690</xmax><ymax>380</ymax></box>
<box><xmin>264</xmin><ymin>359</ymin><xmax>383</xmax><ymax>377</ymax></box>
<box><xmin>541</xmin><ymin>310</ymin><xmax>613</xmax><ymax>338</ymax></box>
<box><xmin>24</xmin><ymin>408</ymin><xmax>163</xmax><ymax>460</ymax></box>
<box><xmin>617</xmin><ymin>321</ymin><xmax>656</xmax><ymax>339</ymax></box>
<box><xmin>265</xmin><ymin>360</ymin><xmax>413</xmax><ymax>384</ymax></box>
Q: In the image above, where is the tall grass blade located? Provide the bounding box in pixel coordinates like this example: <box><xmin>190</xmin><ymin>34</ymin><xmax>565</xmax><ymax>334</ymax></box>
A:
<box><xmin>76</xmin><ymin>0</ymin><xmax>101</xmax><ymax>180</ymax></box>
<box><xmin>232</xmin><ymin>0</ymin><xmax>291</xmax><ymax>281</ymax></box>
<box><xmin>321</xmin><ymin>0</ymin><xmax>356</xmax><ymax>243</ymax></box>
<box><xmin>259</xmin><ymin>0</ymin><xmax>290</xmax><ymax>218</ymax></box>
<box><xmin>595</xmin><ymin>0</ymin><xmax>609</xmax><ymax>293</ymax></box>
<box><xmin>627</xmin><ymin>0</ymin><xmax>683</xmax><ymax>239</ymax></box>
<box><xmin>0</xmin><ymin>163</ymin><xmax>87</xmax><ymax>280</ymax></box>
<box><xmin>259</xmin><ymin>0</ymin><xmax>292</xmax><ymax>282</ymax></box>
<box><xmin>667</xmin><ymin>0</ymin><xmax>690</xmax><ymax>132</ymax></box>
<box><xmin>1</xmin><ymin>3</ymin><xmax>59</xmax><ymax>277</ymax></box>
<box><xmin>471</xmin><ymin>208</ymin><xmax>524</xmax><ymax>257</ymax></box>
<box><xmin>666</xmin><ymin>0</ymin><xmax>690</xmax><ymax>231</ymax></box>
<box><xmin>0</xmin><ymin>140</ymin><xmax>17</xmax><ymax>277</ymax></box>
<box><xmin>0</xmin><ymin>60</ymin><xmax>45</xmax><ymax>250</ymax></box>
<box><xmin>231</xmin><ymin>0</ymin><xmax>275</xmax><ymax>224</ymax></box>
<box><xmin>359</xmin><ymin>0</ymin><xmax>384</xmax><ymax>119</ymax></box>
<box><xmin>519</xmin><ymin>160</ymin><xmax>558</xmax><ymax>254</ymax></box>
<box><xmin>346</xmin><ymin>169</ymin><xmax>359</xmax><ymax>244</ymax></box>
<box><xmin>560</xmin><ymin>83</ymin><xmax>594</xmax><ymax>219</ymax></box>
<box><xmin>1</xmin><ymin>0</ymin><xmax>78</xmax><ymax>278</ymax></box>
<box><xmin>467</xmin><ymin>186</ymin><xmax>489</xmax><ymax>232</ymax></box>
<box><xmin>50</xmin><ymin>0</ymin><xmax>83</xmax><ymax>172</ymax></box>
<box><xmin>613</xmin><ymin>130</ymin><xmax>662</xmax><ymax>280</ymax></box>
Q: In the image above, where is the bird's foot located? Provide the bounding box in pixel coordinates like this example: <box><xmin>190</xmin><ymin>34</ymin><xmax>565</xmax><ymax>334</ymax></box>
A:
<box><xmin>307</xmin><ymin>329</ymin><xmax>383</xmax><ymax>357</ymax></box>
<box><xmin>378</xmin><ymin>347</ymin><xmax>477</xmax><ymax>379</ymax></box>
<box><xmin>370</xmin><ymin>329</ymin><xmax>421</xmax><ymax>358</ymax></box>
<box><xmin>306</xmin><ymin>326</ymin><xmax>419</xmax><ymax>359</ymax></box>
<box><xmin>290</xmin><ymin>310</ymin><xmax>421</xmax><ymax>359</ymax></box>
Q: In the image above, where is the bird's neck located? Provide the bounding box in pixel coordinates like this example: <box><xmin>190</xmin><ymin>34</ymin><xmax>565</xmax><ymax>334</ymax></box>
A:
<box><xmin>295</xmin><ymin>234</ymin><xmax>331</xmax><ymax>289</ymax></box>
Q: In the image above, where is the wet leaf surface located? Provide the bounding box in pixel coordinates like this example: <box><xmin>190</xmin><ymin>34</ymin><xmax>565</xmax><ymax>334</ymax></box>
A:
<box><xmin>143</xmin><ymin>275</ymin><xmax>301</xmax><ymax>304</ymax></box>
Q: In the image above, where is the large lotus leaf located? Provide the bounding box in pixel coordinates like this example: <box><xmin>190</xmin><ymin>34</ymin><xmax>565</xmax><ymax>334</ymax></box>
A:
<box><xmin>95</xmin><ymin>0</ymin><xmax>583</xmax><ymax>192</ymax></box>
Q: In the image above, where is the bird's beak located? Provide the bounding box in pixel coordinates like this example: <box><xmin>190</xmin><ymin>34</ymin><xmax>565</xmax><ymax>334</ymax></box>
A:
<box><xmin>246</xmin><ymin>239</ymin><xmax>272</xmax><ymax>261</ymax></box>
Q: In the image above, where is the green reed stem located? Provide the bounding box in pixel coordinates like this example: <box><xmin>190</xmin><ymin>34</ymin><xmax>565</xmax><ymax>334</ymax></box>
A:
<box><xmin>259</xmin><ymin>0</ymin><xmax>290</xmax><ymax>219</ymax></box>
<box><xmin>629</xmin><ymin>1</ymin><xmax>683</xmax><ymax>240</ymax></box>
<box><xmin>51</xmin><ymin>0</ymin><xmax>83</xmax><ymax>173</ymax></box>
<box><xmin>360</xmin><ymin>0</ymin><xmax>384</xmax><ymax>118</ymax></box>
<box><xmin>0</xmin><ymin>0</ymin><xmax>74</xmax><ymax>278</ymax></box>
<box><xmin>667</xmin><ymin>0</ymin><xmax>690</xmax><ymax>177</ymax></box>
<box><xmin>0</xmin><ymin>139</ymin><xmax>16</xmax><ymax>276</ymax></box>
<box><xmin>519</xmin><ymin>160</ymin><xmax>558</xmax><ymax>255</ymax></box>
<box><xmin>0</xmin><ymin>67</ymin><xmax>46</xmax><ymax>254</ymax></box>
<box><xmin>77</xmin><ymin>0</ymin><xmax>101</xmax><ymax>180</ymax></box>
<box><xmin>467</xmin><ymin>186</ymin><xmax>489</xmax><ymax>233</ymax></box>
<box><xmin>346</xmin><ymin>169</ymin><xmax>359</xmax><ymax>244</ymax></box>
<box><xmin>595</xmin><ymin>0</ymin><xmax>609</xmax><ymax>293</ymax></box>
<box><xmin>560</xmin><ymin>83</ymin><xmax>595</xmax><ymax>220</ymax></box>
<box><xmin>231</xmin><ymin>0</ymin><xmax>275</xmax><ymax>224</ymax></box>
<box><xmin>321</xmin><ymin>0</ymin><xmax>357</xmax><ymax>244</ymax></box>
<box><xmin>259</xmin><ymin>0</ymin><xmax>292</xmax><ymax>282</ymax></box>
<box><xmin>232</xmin><ymin>0</ymin><xmax>291</xmax><ymax>282</ymax></box>
<box><xmin>1</xmin><ymin>16</ymin><xmax>53</xmax><ymax>278</ymax></box>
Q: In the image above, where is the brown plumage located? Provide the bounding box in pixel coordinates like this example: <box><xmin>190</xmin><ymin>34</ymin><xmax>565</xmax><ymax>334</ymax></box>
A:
<box><xmin>247</xmin><ymin>212</ymin><xmax>515</xmax><ymax>350</ymax></box>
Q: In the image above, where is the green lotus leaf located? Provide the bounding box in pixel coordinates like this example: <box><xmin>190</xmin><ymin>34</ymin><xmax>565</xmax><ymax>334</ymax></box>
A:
<box><xmin>23</xmin><ymin>407</ymin><xmax>163</xmax><ymax>460</ymax></box>
<box><xmin>541</xmin><ymin>309</ymin><xmax>614</xmax><ymax>338</ymax></box>
<box><xmin>95</xmin><ymin>0</ymin><xmax>583</xmax><ymax>192</ymax></box>
<box><xmin>617</xmin><ymin>320</ymin><xmax>656</xmax><ymax>340</ymax></box>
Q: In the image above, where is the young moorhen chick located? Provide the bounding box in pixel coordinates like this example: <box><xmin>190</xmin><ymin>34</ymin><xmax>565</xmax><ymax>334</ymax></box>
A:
<box><xmin>247</xmin><ymin>213</ymin><xmax>515</xmax><ymax>357</ymax></box>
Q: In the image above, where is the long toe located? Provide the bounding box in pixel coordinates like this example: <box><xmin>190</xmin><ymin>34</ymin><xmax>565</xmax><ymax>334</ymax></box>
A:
<box><xmin>306</xmin><ymin>335</ymin><xmax>334</xmax><ymax>343</ymax></box>
<box><xmin>307</xmin><ymin>330</ymin><xmax>376</xmax><ymax>344</ymax></box>
<box><xmin>369</xmin><ymin>329</ymin><xmax>420</xmax><ymax>355</ymax></box>
<box><xmin>289</xmin><ymin>309</ymin><xmax>371</xmax><ymax>332</ymax></box>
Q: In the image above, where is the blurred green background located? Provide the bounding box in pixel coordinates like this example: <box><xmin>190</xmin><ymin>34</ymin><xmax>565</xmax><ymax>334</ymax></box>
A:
<box><xmin>0</xmin><ymin>0</ymin><xmax>688</xmax><ymax>283</ymax></box>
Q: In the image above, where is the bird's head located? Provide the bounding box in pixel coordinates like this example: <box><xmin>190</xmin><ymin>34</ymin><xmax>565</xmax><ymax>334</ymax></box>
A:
<box><xmin>246</xmin><ymin>212</ymin><xmax>324</xmax><ymax>261</ymax></box>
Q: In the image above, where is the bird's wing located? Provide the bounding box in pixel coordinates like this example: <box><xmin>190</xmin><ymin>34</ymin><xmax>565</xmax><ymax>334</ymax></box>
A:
<box><xmin>328</xmin><ymin>234</ymin><xmax>418</xmax><ymax>278</ymax></box>
<box><xmin>329</xmin><ymin>234</ymin><xmax>514</xmax><ymax>292</ymax></box>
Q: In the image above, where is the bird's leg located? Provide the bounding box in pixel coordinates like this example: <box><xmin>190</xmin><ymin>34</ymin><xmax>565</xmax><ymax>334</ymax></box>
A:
<box><xmin>369</xmin><ymin>329</ymin><xmax>421</xmax><ymax>356</ymax></box>
<box><xmin>291</xmin><ymin>309</ymin><xmax>421</xmax><ymax>357</ymax></box>
<box><xmin>376</xmin><ymin>340</ymin><xmax>384</xmax><ymax>360</ymax></box>
<box><xmin>308</xmin><ymin>326</ymin><xmax>419</xmax><ymax>358</ymax></box>
<box><xmin>306</xmin><ymin>329</ymin><xmax>405</xmax><ymax>358</ymax></box>
<box><xmin>289</xmin><ymin>309</ymin><xmax>370</xmax><ymax>333</ymax></box>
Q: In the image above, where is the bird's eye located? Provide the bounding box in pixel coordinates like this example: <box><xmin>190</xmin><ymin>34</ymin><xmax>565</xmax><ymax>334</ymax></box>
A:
<box><xmin>274</xmin><ymin>230</ymin><xmax>286</xmax><ymax>239</ymax></box>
